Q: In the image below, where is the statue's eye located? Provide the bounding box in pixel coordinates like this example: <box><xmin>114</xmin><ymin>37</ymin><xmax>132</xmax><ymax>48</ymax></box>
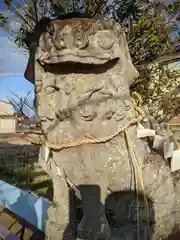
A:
<box><xmin>45</xmin><ymin>86</ymin><xmax>59</xmax><ymax>94</ymax></box>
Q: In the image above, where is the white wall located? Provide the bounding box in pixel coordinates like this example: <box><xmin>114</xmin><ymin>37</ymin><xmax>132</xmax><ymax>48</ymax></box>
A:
<box><xmin>0</xmin><ymin>118</ymin><xmax>16</xmax><ymax>133</ymax></box>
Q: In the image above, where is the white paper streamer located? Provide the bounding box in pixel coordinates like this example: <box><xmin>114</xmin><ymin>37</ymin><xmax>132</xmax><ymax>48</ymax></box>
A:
<box><xmin>137</xmin><ymin>128</ymin><xmax>155</xmax><ymax>138</ymax></box>
<box><xmin>153</xmin><ymin>135</ymin><xmax>164</xmax><ymax>150</ymax></box>
<box><xmin>171</xmin><ymin>149</ymin><xmax>180</xmax><ymax>172</ymax></box>
<box><xmin>164</xmin><ymin>141</ymin><xmax>174</xmax><ymax>159</ymax></box>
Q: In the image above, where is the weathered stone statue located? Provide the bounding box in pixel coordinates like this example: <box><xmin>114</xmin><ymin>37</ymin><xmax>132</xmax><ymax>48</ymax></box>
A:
<box><xmin>24</xmin><ymin>16</ymin><xmax>177</xmax><ymax>240</ymax></box>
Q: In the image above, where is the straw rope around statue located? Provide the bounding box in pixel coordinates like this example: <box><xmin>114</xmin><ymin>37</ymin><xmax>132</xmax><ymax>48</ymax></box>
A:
<box><xmin>24</xmin><ymin>91</ymin><xmax>150</xmax><ymax>238</ymax></box>
<box><xmin>26</xmin><ymin>91</ymin><xmax>145</xmax><ymax>148</ymax></box>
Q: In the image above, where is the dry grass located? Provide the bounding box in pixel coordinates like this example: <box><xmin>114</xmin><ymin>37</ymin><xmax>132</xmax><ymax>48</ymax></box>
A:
<box><xmin>0</xmin><ymin>132</ymin><xmax>53</xmax><ymax>201</ymax></box>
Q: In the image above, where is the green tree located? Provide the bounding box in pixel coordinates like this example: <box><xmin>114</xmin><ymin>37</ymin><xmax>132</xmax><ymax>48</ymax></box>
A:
<box><xmin>2</xmin><ymin>0</ymin><xmax>179</xmax><ymax>57</ymax></box>
<box><xmin>0</xmin><ymin>1</ymin><xmax>38</xmax><ymax>49</ymax></box>
<box><xmin>0</xmin><ymin>0</ymin><xmax>106</xmax><ymax>49</ymax></box>
<box><xmin>129</xmin><ymin>9</ymin><xmax>177</xmax><ymax>65</ymax></box>
<box><xmin>113</xmin><ymin>0</ymin><xmax>141</xmax><ymax>39</ymax></box>
<box><xmin>0</xmin><ymin>13</ymin><xmax>7</xmax><ymax>27</ymax></box>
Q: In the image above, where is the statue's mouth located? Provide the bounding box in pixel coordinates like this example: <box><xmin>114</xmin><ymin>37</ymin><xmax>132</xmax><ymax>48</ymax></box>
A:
<box><xmin>24</xmin><ymin>19</ymin><xmax>127</xmax><ymax>84</ymax></box>
<box><xmin>40</xmin><ymin>58</ymin><xmax>119</xmax><ymax>75</ymax></box>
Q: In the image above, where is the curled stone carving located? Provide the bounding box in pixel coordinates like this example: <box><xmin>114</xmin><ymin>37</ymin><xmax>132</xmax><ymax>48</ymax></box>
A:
<box><xmin>80</xmin><ymin>104</ymin><xmax>97</xmax><ymax>121</ymax></box>
<box><xmin>25</xmin><ymin>17</ymin><xmax>178</xmax><ymax>240</ymax></box>
<box><xmin>94</xmin><ymin>30</ymin><xmax>114</xmax><ymax>50</ymax></box>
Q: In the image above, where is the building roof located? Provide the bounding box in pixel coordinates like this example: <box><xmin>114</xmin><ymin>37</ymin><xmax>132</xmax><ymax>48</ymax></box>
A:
<box><xmin>0</xmin><ymin>100</ymin><xmax>12</xmax><ymax>105</ymax></box>
<box><xmin>0</xmin><ymin>115</ymin><xmax>16</xmax><ymax>119</ymax></box>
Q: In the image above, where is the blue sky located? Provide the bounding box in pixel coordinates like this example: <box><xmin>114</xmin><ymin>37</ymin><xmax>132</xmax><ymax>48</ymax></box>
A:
<box><xmin>0</xmin><ymin>1</ymin><xmax>34</xmax><ymax>102</ymax></box>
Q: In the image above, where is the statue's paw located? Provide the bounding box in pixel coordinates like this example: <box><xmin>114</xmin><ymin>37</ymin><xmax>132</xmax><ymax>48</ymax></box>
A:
<box><xmin>77</xmin><ymin>216</ymin><xmax>110</xmax><ymax>240</ymax></box>
<box><xmin>77</xmin><ymin>217</ymin><xmax>89</xmax><ymax>239</ymax></box>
